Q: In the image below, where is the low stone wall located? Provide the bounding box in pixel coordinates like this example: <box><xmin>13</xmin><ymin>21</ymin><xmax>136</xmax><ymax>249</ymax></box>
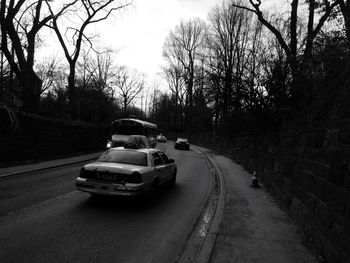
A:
<box><xmin>192</xmin><ymin>117</ymin><xmax>350</xmax><ymax>263</ymax></box>
<box><xmin>0</xmin><ymin>111</ymin><xmax>107</xmax><ymax>165</ymax></box>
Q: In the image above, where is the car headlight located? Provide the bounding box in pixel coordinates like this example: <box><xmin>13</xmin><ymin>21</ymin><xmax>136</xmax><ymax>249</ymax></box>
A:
<box><xmin>106</xmin><ymin>141</ymin><xmax>112</xmax><ymax>149</ymax></box>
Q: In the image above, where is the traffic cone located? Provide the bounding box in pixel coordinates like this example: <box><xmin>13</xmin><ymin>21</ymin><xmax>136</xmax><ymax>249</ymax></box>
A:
<box><xmin>250</xmin><ymin>170</ymin><xmax>260</xmax><ymax>188</ymax></box>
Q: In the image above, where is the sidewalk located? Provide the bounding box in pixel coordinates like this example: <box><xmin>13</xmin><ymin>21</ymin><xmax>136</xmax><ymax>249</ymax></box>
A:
<box><xmin>208</xmin><ymin>154</ymin><xmax>318</xmax><ymax>263</ymax></box>
<box><xmin>0</xmin><ymin>152</ymin><xmax>101</xmax><ymax>179</ymax></box>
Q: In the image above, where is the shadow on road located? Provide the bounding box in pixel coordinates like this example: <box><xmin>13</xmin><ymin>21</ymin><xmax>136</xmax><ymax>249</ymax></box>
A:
<box><xmin>75</xmin><ymin>184</ymin><xmax>183</xmax><ymax>214</ymax></box>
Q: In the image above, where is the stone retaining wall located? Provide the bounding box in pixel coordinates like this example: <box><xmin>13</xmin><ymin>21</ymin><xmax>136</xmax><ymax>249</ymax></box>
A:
<box><xmin>188</xmin><ymin>111</ymin><xmax>350</xmax><ymax>262</ymax></box>
<box><xmin>217</xmin><ymin>118</ymin><xmax>350</xmax><ymax>263</ymax></box>
<box><xmin>0</xmin><ymin>111</ymin><xmax>107</xmax><ymax>164</ymax></box>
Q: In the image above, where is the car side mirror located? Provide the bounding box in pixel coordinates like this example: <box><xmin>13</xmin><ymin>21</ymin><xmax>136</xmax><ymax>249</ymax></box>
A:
<box><xmin>169</xmin><ymin>158</ymin><xmax>175</xmax><ymax>163</ymax></box>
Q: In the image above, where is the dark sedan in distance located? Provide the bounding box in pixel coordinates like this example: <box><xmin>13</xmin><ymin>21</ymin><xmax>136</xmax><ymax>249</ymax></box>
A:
<box><xmin>156</xmin><ymin>134</ymin><xmax>167</xmax><ymax>143</ymax></box>
<box><xmin>174</xmin><ymin>138</ymin><xmax>190</xmax><ymax>150</ymax></box>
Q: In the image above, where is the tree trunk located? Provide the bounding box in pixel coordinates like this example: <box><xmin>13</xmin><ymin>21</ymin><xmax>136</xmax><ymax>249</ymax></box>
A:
<box><xmin>222</xmin><ymin>70</ymin><xmax>233</xmax><ymax>120</ymax></box>
<box><xmin>304</xmin><ymin>0</ymin><xmax>315</xmax><ymax>60</ymax></box>
<box><xmin>214</xmin><ymin>83</ymin><xmax>220</xmax><ymax>126</ymax></box>
<box><xmin>174</xmin><ymin>92</ymin><xmax>178</xmax><ymax>129</ymax></box>
<box><xmin>68</xmin><ymin>65</ymin><xmax>77</xmax><ymax>119</ymax></box>
<box><xmin>21</xmin><ymin>68</ymin><xmax>42</xmax><ymax>112</ymax></box>
<box><xmin>186</xmin><ymin>69</ymin><xmax>194</xmax><ymax>127</ymax></box>
<box><xmin>123</xmin><ymin>97</ymin><xmax>127</xmax><ymax>117</ymax></box>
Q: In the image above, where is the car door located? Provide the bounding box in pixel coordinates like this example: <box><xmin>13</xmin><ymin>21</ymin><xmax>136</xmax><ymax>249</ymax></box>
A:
<box><xmin>159</xmin><ymin>151</ymin><xmax>172</xmax><ymax>181</ymax></box>
<box><xmin>152</xmin><ymin>152</ymin><xmax>167</xmax><ymax>184</ymax></box>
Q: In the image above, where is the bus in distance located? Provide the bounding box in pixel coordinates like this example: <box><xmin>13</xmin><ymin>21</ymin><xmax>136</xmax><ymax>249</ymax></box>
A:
<box><xmin>106</xmin><ymin>118</ymin><xmax>157</xmax><ymax>149</ymax></box>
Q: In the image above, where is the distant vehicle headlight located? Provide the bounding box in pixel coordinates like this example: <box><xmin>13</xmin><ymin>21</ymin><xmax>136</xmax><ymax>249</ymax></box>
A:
<box><xmin>106</xmin><ymin>141</ymin><xmax>112</xmax><ymax>149</ymax></box>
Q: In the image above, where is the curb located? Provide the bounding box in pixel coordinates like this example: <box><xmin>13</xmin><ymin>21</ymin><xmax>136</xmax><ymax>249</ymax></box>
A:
<box><xmin>197</xmin><ymin>154</ymin><xmax>226</xmax><ymax>262</ymax></box>
<box><xmin>178</xmin><ymin>146</ymin><xmax>226</xmax><ymax>263</ymax></box>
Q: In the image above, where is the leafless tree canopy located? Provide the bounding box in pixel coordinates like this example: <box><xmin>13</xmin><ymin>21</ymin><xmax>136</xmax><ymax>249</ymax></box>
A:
<box><xmin>114</xmin><ymin>66</ymin><xmax>145</xmax><ymax>117</ymax></box>
<box><xmin>45</xmin><ymin>0</ymin><xmax>132</xmax><ymax>119</ymax></box>
<box><xmin>163</xmin><ymin>18</ymin><xmax>206</xmax><ymax>126</ymax></box>
<box><xmin>0</xmin><ymin>0</ymin><xmax>72</xmax><ymax>111</ymax></box>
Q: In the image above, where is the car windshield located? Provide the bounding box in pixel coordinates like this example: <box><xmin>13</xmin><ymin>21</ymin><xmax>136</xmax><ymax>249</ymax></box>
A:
<box><xmin>97</xmin><ymin>150</ymin><xmax>148</xmax><ymax>166</ymax></box>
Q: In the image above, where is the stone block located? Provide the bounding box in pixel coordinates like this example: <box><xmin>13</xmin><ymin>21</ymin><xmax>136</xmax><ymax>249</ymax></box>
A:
<box><xmin>329</xmin><ymin>167</ymin><xmax>346</xmax><ymax>187</ymax></box>
<box><xmin>295</xmin><ymin>133</ymin><xmax>310</xmax><ymax>146</ymax></box>
<box><xmin>323</xmin><ymin>128</ymin><xmax>340</xmax><ymax>148</ymax></box>
<box><xmin>310</xmin><ymin>131</ymin><xmax>326</xmax><ymax>147</ymax></box>
<box><xmin>283</xmin><ymin>177</ymin><xmax>316</xmax><ymax>212</ymax></box>
<box><xmin>290</xmin><ymin>171</ymin><xmax>345</xmax><ymax>212</ymax></box>
<box><xmin>279</xmin><ymin>136</ymin><xmax>295</xmax><ymax>148</ymax></box>
<box><xmin>288</xmin><ymin>168</ymin><xmax>315</xmax><ymax>192</ymax></box>
<box><xmin>314</xmin><ymin>200</ymin><xmax>335</xmax><ymax>235</ymax></box>
<box><xmin>345</xmin><ymin>198</ymin><xmax>350</xmax><ymax>221</ymax></box>
<box><xmin>282</xmin><ymin>177</ymin><xmax>294</xmax><ymax>196</ymax></box>
<box><xmin>289</xmin><ymin>197</ymin><xmax>302</xmax><ymax>221</ymax></box>
<box><xmin>272</xmin><ymin>170</ymin><xmax>285</xmax><ymax>188</ymax></box>
<box><xmin>279</xmin><ymin>154</ymin><xmax>298</xmax><ymax>170</ymax></box>
<box><xmin>321</xmin><ymin>182</ymin><xmax>348</xmax><ymax>215</ymax></box>
<box><xmin>338</xmin><ymin>121</ymin><xmax>350</xmax><ymax>145</ymax></box>
<box><xmin>297</xmin><ymin>204</ymin><xmax>315</xmax><ymax>229</ymax></box>
<box><xmin>293</xmin><ymin>146</ymin><xmax>305</xmax><ymax>157</ymax></box>
<box><xmin>297</xmin><ymin>158</ymin><xmax>331</xmax><ymax>180</ymax></box>
<box><xmin>328</xmin><ymin>222</ymin><xmax>350</xmax><ymax>256</ymax></box>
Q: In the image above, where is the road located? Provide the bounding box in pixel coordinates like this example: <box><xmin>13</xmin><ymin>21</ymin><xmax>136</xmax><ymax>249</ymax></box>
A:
<box><xmin>0</xmin><ymin>142</ymin><xmax>211</xmax><ymax>263</ymax></box>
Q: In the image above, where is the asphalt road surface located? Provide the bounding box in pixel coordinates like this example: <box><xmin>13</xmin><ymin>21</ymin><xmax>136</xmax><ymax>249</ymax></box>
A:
<box><xmin>0</xmin><ymin>142</ymin><xmax>211</xmax><ymax>263</ymax></box>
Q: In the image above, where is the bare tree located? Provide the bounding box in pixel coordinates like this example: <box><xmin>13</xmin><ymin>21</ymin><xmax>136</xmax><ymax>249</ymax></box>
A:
<box><xmin>206</xmin><ymin>1</ymin><xmax>258</xmax><ymax>119</ymax></box>
<box><xmin>163</xmin><ymin>18</ymin><xmax>205</xmax><ymax>125</ymax></box>
<box><xmin>76</xmin><ymin>49</ymin><xmax>115</xmax><ymax>96</ymax></box>
<box><xmin>162</xmin><ymin>60</ymin><xmax>186</xmax><ymax>128</ymax></box>
<box><xmin>114</xmin><ymin>66</ymin><xmax>145</xmax><ymax>117</ymax></box>
<box><xmin>35</xmin><ymin>55</ymin><xmax>60</xmax><ymax>95</ymax></box>
<box><xmin>93</xmin><ymin>50</ymin><xmax>116</xmax><ymax>97</ymax></box>
<box><xmin>45</xmin><ymin>0</ymin><xmax>131</xmax><ymax>119</ymax></box>
<box><xmin>0</xmin><ymin>0</ymin><xmax>73</xmax><ymax>111</ymax></box>
<box><xmin>0</xmin><ymin>47</ymin><xmax>10</xmax><ymax>89</ymax></box>
<box><xmin>232</xmin><ymin>0</ymin><xmax>339</xmax><ymax>85</ymax></box>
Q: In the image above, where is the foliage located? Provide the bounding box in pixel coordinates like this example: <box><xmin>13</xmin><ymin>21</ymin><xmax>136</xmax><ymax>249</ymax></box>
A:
<box><xmin>159</xmin><ymin>0</ymin><xmax>350</xmax><ymax>136</ymax></box>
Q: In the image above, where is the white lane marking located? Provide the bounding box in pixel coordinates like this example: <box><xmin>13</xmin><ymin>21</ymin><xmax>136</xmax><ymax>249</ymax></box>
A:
<box><xmin>191</xmin><ymin>147</ymin><xmax>202</xmax><ymax>154</ymax></box>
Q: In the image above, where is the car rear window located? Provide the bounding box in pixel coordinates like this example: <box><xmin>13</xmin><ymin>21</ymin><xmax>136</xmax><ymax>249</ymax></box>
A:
<box><xmin>97</xmin><ymin>150</ymin><xmax>148</xmax><ymax>166</ymax></box>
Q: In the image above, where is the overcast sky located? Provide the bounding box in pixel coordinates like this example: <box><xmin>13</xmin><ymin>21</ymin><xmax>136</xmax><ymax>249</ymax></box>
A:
<box><xmin>40</xmin><ymin>0</ymin><xmax>277</xmax><ymax>87</ymax></box>
<box><xmin>99</xmin><ymin>0</ymin><xmax>219</xmax><ymax>78</ymax></box>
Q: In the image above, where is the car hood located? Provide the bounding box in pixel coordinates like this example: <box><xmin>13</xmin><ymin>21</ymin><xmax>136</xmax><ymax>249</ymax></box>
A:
<box><xmin>84</xmin><ymin>162</ymin><xmax>147</xmax><ymax>173</ymax></box>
